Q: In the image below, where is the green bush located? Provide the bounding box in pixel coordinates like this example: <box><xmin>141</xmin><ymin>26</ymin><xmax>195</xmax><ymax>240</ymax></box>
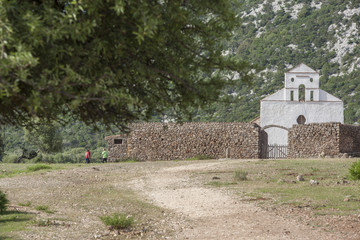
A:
<box><xmin>234</xmin><ymin>169</ymin><xmax>248</xmax><ymax>181</ymax></box>
<box><xmin>35</xmin><ymin>205</ymin><xmax>53</xmax><ymax>213</ymax></box>
<box><xmin>349</xmin><ymin>160</ymin><xmax>360</xmax><ymax>180</ymax></box>
<box><xmin>2</xmin><ymin>154</ymin><xmax>19</xmax><ymax>163</ymax></box>
<box><xmin>27</xmin><ymin>164</ymin><xmax>52</xmax><ymax>172</ymax></box>
<box><xmin>0</xmin><ymin>190</ymin><xmax>9</xmax><ymax>214</ymax></box>
<box><xmin>100</xmin><ymin>213</ymin><xmax>134</xmax><ymax>230</ymax></box>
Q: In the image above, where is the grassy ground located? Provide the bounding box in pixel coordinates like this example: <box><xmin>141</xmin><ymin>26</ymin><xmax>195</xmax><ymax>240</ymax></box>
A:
<box><xmin>204</xmin><ymin>158</ymin><xmax>360</xmax><ymax>216</ymax></box>
<box><xmin>0</xmin><ymin>158</ymin><xmax>360</xmax><ymax>239</ymax></box>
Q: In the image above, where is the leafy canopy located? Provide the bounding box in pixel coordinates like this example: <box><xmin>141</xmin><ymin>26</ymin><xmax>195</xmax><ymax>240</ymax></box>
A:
<box><xmin>24</xmin><ymin>122</ymin><xmax>63</xmax><ymax>154</ymax></box>
<box><xmin>0</xmin><ymin>0</ymin><xmax>253</xmax><ymax>130</ymax></box>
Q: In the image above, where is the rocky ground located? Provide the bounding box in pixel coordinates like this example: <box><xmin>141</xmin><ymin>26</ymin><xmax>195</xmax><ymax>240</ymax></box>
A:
<box><xmin>0</xmin><ymin>159</ymin><xmax>359</xmax><ymax>239</ymax></box>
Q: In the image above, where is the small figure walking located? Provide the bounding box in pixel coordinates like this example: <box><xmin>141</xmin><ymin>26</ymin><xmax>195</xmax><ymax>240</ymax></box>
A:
<box><xmin>85</xmin><ymin>149</ymin><xmax>91</xmax><ymax>164</ymax></box>
<box><xmin>102</xmin><ymin>148</ymin><xmax>108</xmax><ymax>163</ymax></box>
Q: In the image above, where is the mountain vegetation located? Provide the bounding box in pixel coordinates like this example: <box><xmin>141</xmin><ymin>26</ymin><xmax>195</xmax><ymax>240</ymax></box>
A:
<box><xmin>196</xmin><ymin>0</ymin><xmax>360</xmax><ymax>124</ymax></box>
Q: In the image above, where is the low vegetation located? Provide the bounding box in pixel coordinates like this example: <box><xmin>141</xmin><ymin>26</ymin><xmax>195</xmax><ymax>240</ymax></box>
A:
<box><xmin>205</xmin><ymin>158</ymin><xmax>360</xmax><ymax>216</ymax></box>
<box><xmin>0</xmin><ymin>190</ymin><xmax>9</xmax><ymax>214</ymax></box>
<box><xmin>35</xmin><ymin>205</ymin><xmax>53</xmax><ymax>214</ymax></box>
<box><xmin>26</xmin><ymin>164</ymin><xmax>52</xmax><ymax>172</ymax></box>
<box><xmin>233</xmin><ymin>169</ymin><xmax>248</xmax><ymax>181</ymax></box>
<box><xmin>349</xmin><ymin>159</ymin><xmax>360</xmax><ymax>180</ymax></box>
<box><xmin>100</xmin><ymin>213</ymin><xmax>135</xmax><ymax>230</ymax></box>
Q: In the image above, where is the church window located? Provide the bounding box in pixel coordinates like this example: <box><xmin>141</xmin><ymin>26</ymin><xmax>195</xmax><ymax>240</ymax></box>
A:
<box><xmin>290</xmin><ymin>91</ymin><xmax>294</xmax><ymax>101</ymax></box>
<box><xmin>299</xmin><ymin>84</ymin><xmax>305</xmax><ymax>101</ymax></box>
<box><xmin>297</xmin><ymin>115</ymin><xmax>306</xmax><ymax>124</ymax></box>
<box><xmin>310</xmin><ymin>78</ymin><xmax>313</xmax><ymax>82</ymax></box>
<box><xmin>291</xmin><ymin>78</ymin><xmax>294</xmax><ymax>82</ymax></box>
<box><xmin>310</xmin><ymin>91</ymin><xmax>314</xmax><ymax>101</ymax></box>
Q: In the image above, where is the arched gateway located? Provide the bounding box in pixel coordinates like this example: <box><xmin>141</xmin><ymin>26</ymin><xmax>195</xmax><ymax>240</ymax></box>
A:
<box><xmin>261</xmin><ymin>125</ymin><xmax>289</xmax><ymax>159</ymax></box>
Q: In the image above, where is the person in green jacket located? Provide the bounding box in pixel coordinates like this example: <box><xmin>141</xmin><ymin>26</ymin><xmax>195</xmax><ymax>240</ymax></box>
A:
<box><xmin>102</xmin><ymin>148</ymin><xmax>108</xmax><ymax>163</ymax></box>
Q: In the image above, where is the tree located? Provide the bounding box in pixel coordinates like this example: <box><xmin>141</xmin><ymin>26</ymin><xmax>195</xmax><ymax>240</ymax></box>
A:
<box><xmin>0</xmin><ymin>131</ymin><xmax>3</xmax><ymax>161</ymax></box>
<box><xmin>24</xmin><ymin>122</ymin><xmax>63</xmax><ymax>154</ymax></box>
<box><xmin>0</xmin><ymin>0</ymin><xmax>254</xmax><ymax>130</ymax></box>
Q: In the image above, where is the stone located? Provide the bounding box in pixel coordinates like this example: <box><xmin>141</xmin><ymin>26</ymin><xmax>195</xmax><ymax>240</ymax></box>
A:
<box><xmin>309</xmin><ymin>179</ymin><xmax>319</xmax><ymax>185</ymax></box>
<box><xmin>296</xmin><ymin>175</ymin><xmax>305</xmax><ymax>181</ymax></box>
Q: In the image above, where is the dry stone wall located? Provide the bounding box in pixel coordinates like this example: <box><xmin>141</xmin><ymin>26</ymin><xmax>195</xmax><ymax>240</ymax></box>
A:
<box><xmin>106</xmin><ymin>122</ymin><xmax>263</xmax><ymax>161</ymax></box>
<box><xmin>287</xmin><ymin>123</ymin><xmax>341</xmax><ymax>158</ymax></box>
<box><xmin>339</xmin><ymin>124</ymin><xmax>360</xmax><ymax>155</ymax></box>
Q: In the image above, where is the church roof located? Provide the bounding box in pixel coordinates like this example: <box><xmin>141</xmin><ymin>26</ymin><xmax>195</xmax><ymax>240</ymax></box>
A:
<box><xmin>286</xmin><ymin>63</ymin><xmax>318</xmax><ymax>73</ymax></box>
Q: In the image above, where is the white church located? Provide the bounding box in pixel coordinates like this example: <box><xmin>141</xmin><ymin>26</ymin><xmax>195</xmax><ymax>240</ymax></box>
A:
<box><xmin>260</xmin><ymin>63</ymin><xmax>344</xmax><ymax>145</ymax></box>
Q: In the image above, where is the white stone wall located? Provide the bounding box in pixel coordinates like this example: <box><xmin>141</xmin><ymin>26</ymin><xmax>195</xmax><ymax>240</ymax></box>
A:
<box><xmin>260</xmin><ymin>101</ymin><xmax>344</xmax><ymax>145</ymax></box>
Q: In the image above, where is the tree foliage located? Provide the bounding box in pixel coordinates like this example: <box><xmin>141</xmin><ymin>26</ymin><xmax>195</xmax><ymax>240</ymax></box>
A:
<box><xmin>24</xmin><ymin>122</ymin><xmax>63</xmax><ymax>154</ymax></box>
<box><xmin>0</xmin><ymin>0</ymin><xmax>253</xmax><ymax>130</ymax></box>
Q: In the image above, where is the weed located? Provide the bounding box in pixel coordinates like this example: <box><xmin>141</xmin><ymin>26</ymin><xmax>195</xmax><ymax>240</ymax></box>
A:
<box><xmin>18</xmin><ymin>201</ymin><xmax>32</xmax><ymax>207</ymax></box>
<box><xmin>310</xmin><ymin>167</ymin><xmax>320</xmax><ymax>172</ymax></box>
<box><xmin>27</xmin><ymin>164</ymin><xmax>52</xmax><ymax>172</ymax></box>
<box><xmin>349</xmin><ymin>160</ymin><xmax>360</xmax><ymax>180</ymax></box>
<box><xmin>0</xmin><ymin>190</ymin><xmax>9</xmax><ymax>214</ymax></box>
<box><xmin>35</xmin><ymin>205</ymin><xmax>54</xmax><ymax>214</ymax></box>
<box><xmin>100</xmin><ymin>213</ymin><xmax>134</xmax><ymax>230</ymax></box>
<box><xmin>234</xmin><ymin>169</ymin><xmax>248</xmax><ymax>181</ymax></box>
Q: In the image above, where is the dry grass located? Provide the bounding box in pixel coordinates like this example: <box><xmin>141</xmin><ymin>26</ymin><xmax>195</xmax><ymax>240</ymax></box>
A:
<box><xmin>203</xmin><ymin>158</ymin><xmax>360</xmax><ymax>216</ymax></box>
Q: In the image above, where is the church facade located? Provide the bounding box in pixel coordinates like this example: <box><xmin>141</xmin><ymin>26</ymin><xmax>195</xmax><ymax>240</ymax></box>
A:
<box><xmin>260</xmin><ymin>63</ymin><xmax>344</xmax><ymax>145</ymax></box>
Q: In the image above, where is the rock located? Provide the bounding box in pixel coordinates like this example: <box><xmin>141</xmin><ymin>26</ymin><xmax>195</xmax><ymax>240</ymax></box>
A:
<box><xmin>296</xmin><ymin>175</ymin><xmax>305</xmax><ymax>181</ymax></box>
<box><xmin>344</xmin><ymin>198</ymin><xmax>350</xmax><ymax>202</ymax></box>
<box><xmin>309</xmin><ymin>179</ymin><xmax>319</xmax><ymax>185</ymax></box>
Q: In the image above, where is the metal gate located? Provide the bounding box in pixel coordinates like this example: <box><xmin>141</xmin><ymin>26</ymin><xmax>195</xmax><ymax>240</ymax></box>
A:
<box><xmin>266</xmin><ymin>145</ymin><xmax>287</xmax><ymax>159</ymax></box>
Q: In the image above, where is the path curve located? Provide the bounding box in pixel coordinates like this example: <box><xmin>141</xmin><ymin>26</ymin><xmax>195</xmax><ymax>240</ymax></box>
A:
<box><xmin>130</xmin><ymin>161</ymin><xmax>340</xmax><ymax>240</ymax></box>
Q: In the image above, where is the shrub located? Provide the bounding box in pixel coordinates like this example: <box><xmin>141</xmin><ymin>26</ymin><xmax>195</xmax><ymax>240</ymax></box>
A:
<box><xmin>234</xmin><ymin>169</ymin><xmax>248</xmax><ymax>181</ymax></box>
<box><xmin>35</xmin><ymin>205</ymin><xmax>53</xmax><ymax>213</ymax></box>
<box><xmin>100</xmin><ymin>213</ymin><xmax>134</xmax><ymax>230</ymax></box>
<box><xmin>349</xmin><ymin>160</ymin><xmax>360</xmax><ymax>180</ymax></box>
<box><xmin>27</xmin><ymin>164</ymin><xmax>52</xmax><ymax>172</ymax></box>
<box><xmin>2</xmin><ymin>154</ymin><xmax>19</xmax><ymax>163</ymax></box>
<box><xmin>0</xmin><ymin>190</ymin><xmax>9</xmax><ymax>214</ymax></box>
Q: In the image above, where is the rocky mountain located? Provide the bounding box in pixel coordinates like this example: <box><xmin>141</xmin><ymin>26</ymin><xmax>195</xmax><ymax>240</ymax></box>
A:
<box><xmin>195</xmin><ymin>0</ymin><xmax>360</xmax><ymax>124</ymax></box>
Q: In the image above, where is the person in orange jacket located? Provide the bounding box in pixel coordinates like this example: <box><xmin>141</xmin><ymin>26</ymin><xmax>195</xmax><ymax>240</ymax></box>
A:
<box><xmin>85</xmin><ymin>149</ymin><xmax>91</xmax><ymax>164</ymax></box>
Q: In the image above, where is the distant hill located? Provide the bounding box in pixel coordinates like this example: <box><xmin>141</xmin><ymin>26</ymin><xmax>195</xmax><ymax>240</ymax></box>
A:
<box><xmin>195</xmin><ymin>0</ymin><xmax>360</xmax><ymax>124</ymax></box>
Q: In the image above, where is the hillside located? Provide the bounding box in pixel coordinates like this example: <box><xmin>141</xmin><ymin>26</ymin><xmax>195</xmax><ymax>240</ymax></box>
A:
<box><xmin>196</xmin><ymin>0</ymin><xmax>360</xmax><ymax>124</ymax></box>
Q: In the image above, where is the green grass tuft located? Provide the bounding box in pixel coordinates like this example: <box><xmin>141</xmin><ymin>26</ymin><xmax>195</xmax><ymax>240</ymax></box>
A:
<box><xmin>35</xmin><ymin>205</ymin><xmax>54</xmax><ymax>214</ymax></box>
<box><xmin>234</xmin><ymin>169</ymin><xmax>248</xmax><ymax>181</ymax></box>
<box><xmin>100</xmin><ymin>213</ymin><xmax>134</xmax><ymax>230</ymax></box>
<box><xmin>26</xmin><ymin>164</ymin><xmax>52</xmax><ymax>172</ymax></box>
<box><xmin>349</xmin><ymin>160</ymin><xmax>360</xmax><ymax>180</ymax></box>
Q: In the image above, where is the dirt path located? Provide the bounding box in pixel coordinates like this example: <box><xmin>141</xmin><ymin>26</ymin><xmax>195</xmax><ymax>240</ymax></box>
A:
<box><xmin>129</xmin><ymin>160</ymin><xmax>341</xmax><ymax>240</ymax></box>
<box><xmin>0</xmin><ymin>160</ymin><xmax>346</xmax><ymax>239</ymax></box>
